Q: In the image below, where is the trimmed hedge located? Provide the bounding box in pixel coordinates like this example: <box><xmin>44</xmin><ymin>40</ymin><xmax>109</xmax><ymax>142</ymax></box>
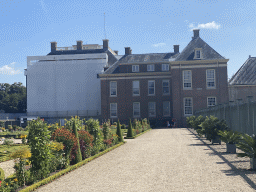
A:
<box><xmin>124</xmin><ymin>128</ymin><xmax>152</xmax><ymax>139</ymax></box>
<box><xmin>20</xmin><ymin>141</ymin><xmax>126</xmax><ymax>192</ymax></box>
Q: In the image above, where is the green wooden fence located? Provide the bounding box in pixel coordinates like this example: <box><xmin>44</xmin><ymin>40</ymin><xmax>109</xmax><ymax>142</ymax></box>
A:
<box><xmin>194</xmin><ymin>96</ymin><xmax>256</xmax><ymax>136</ymax></box>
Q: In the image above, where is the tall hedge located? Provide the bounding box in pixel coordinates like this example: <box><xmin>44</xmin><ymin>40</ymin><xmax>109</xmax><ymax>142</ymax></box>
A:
<box><xmin>72</xmin><ymin>120</ymin><xmax>82</xmax><ymax>163</ymax></box>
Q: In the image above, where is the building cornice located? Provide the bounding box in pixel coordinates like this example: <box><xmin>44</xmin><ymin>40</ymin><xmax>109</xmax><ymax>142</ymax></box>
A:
<box><xmin>228</xmin><ymin>84</ymin><xmax>256</xmax><ymax>87</ymax></box>
<box><xmin>98</xmin><ymin>71</ymin><xmax>171</xmax><ymax>78</ymax></box>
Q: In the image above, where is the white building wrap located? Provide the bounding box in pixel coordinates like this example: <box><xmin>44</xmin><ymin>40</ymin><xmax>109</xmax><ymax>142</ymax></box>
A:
<box><xmin>26</xmin><ymin>53</ymin><xmax>107</xmax><ymax>117</ymax></box>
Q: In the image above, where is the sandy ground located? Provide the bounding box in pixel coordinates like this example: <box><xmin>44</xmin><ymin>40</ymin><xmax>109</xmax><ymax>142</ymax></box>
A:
<box><xmin>34</xmin><ymin>128</ymin><xmax>256</xmax><ymax>192</ymax></box>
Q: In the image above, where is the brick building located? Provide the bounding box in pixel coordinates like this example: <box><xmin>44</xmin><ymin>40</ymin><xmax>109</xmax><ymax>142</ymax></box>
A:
<box><xmin>229</xmin><ymin>56</ymin><xmax>256</xmax><ymax>102</ymax></box>
<box><xmin>98</xmin><ymin>29</ymin><xmax>229</xmax><ymax>127</ymax></box>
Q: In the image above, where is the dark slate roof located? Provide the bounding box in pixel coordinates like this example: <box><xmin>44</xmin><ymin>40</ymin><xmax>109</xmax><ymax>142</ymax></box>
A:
<box><xmin>47</xmin><ymin>48</ymin><xmax>118</xmax><ymax>65</ymax></box>
<box><xmin>103</xmin><ymin>52</ymin><xmax>179</xmax><ymax>74</ymax></box>
<box><xmin>229</xmin><ymin>57</ymin><xmax>256</xmax><ymax>85</ymax></box>
<box><xmin>175</xmin><ymin>37</ymin><xmax>225</xmax><ymax>61</ymax></box>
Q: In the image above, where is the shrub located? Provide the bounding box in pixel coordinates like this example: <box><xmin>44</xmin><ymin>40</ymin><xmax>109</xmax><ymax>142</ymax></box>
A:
<box><xmin>64</xmin><ymin>116</ymin><xmax>83</xmax><ymax>132</ymax></box>
<box><xmin>102</xmin><ymin>120</ymin><xmax>111</xmax><ymax>140</ymax></box>
<box><xmin>85</xmin><ymin>119</ymin><xmax>104</xmax><ymax>155</ymax></box>
<box><xmin>116</xmin><ymin>120</ymin><xmax>123</xmax><ymax>142</ymax></box>
<box><xmin>48</xmin><ymin>141</ymin><xmax>65</xmax><ymax>172</ymax></box>
<box><xmin>71</xmin><ymin>119</ymin><xmax>82</xmax><ymax>163</ymax></box>
<box><xmin>121</xmin><ymin>124</ymin><xmax>126</xmax><ymax>129</ymax></box>
<box><xmin>127</xmin><ymin>119</ymin><xmax>134</xmax><ymax>138</ymax></box>
<box><xmin>186</xmin><ymin>116</ymin><xmax>196</xmax><ymax>128</ymax></box>
<box><xmin>27</xmin><ymin>118</ymin><xmax>51</xmax><ymax>180</ymax></box>
<box><xmin>20</xmin><ymin>134</ymin><xmax>27</xmax><ymax>144</ymax></box>
<box><xmin>237</xmin><ymin>134</ymin><xmax>256</xmax><ymax>158</ymax></box>
<box><xmin>199</xmin><ymin>116</ymin><xmax>228</xmax><ymax>141</ymax></box>
<box><xmin>0</xmin><ymin>121</ymin><xmax>4</xmax><ymax>128</ymax></box>
<box><xmin>11</xmin><ymin>147</ymin><xmax>31</xmax><ymax>186</ymax></box>
<box><xmin>218</xmin><ymin>130</ymin><xmax>242</xmax><ymax>144</ymax></box>
<box><xmin>51</xmin><ymin>128</ymin><xmax>77</xmax><ymax>167</ymax></box>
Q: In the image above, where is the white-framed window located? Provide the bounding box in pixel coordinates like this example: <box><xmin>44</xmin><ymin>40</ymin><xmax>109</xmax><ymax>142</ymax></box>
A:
<box><xmin>147</xmin><ymin>64</ymin><xmax>155</xmax><ymax>71</ymax></box>
<box><xmin>133</xmin><ymin>102</ymin><xmax>140</xmax><ymax>117</ymax></box>
<box><xmin>163</xmin><ymin>101</ymin><xmax>170</xmax><ymax>116</ymax></box>
<box><xmin>183</xmin><ymin>70</ymin><xmax>192</xmax><ymax>89</ymax></box>
<box><xmin>132</xmin><ymin>65</ymin><xmax>139</xmax><ymax>72</ymax></box>
<box><xmin>162</xmin><ymin>64</ymin><xmax>169</xmax><ymax>71</ymax></box>
<box><xmin>110</xmin><ymin>81</ymin><xmax>117</xmax><ymax>96</ymax></box>
<box><xmin>207</xmin><ymin>97</ymin><xmax>216</xmax><ymax>107</ymax></box>
<box><xmin>206</xmin><ymin>69</ymin><xmax>215</xmax><ymax>89</ymax></box>
<box><xmin>162</xmin><ymin>80</ymin><xmax>170</xmax><ymax>95</ymax></box>
<box><xmin>184</xmin><ymin>98</ymin><xmax>193</xmax><ymax>116</ymax></box>
<box><xmin>148</xmin><ymin>102</ymin><xmax>156</xmax><ymax>117</ymax></box>
<box><xmin>110</xmin><ymin>103</ymin><xmax>117</xmax><ymax>117</ymax></box>
<box><xmin>132</xmin><ymin>81</ymin><xmax>140</xmax><ymax>96</ymax></box>
<box><xmin>194</xmin><ymin>48</ymin><xmax>202</xmax><ymax>59</ymax></box>
<box><xmin>148</xmin><ymin>80</ymin><xmax>155</xmax><ymax>95</ymax></box>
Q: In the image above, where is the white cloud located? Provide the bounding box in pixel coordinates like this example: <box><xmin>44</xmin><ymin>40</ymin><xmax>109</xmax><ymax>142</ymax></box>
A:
<box><xmin>0</xmin><ymin>62</ymin><xmax>22</xmax><ymax>75</ymax></box>
<box><xmin>189</xmin><ymin>21</ymin><xmax>221</xmax><ymax>30</ymax></box>
<box><xmin>152</xmin><ymin>43</ymin><xmax>166</xmax><ymax>47</ymax></box>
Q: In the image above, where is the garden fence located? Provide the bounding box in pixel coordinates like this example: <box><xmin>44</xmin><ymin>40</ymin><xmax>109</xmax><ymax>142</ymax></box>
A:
<box><xmin>195</xmin><ymin>96</ymin><xmax>256</xmax><ymax>136</ymax></box>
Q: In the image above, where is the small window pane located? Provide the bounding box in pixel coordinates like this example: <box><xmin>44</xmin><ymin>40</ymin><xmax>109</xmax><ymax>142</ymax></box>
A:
<box><xmin>208</xmin><ymin>97</ymin><xmax>216</xmax><ymax>107</ymax></box>
<box><xmin>148</xmin><ymin>81</ymin><xmax>155</xmax><ymax>95</ymax></box>
<box><xmin>133</xmin><ymin>103</ymin><xmax>140</xmax><ymax>117</ymax></box>
<box><xmin>184</xmin><ymin>98</ymin><xmax>193</xmax><ymax>115</ymax></box>
<box><xmin>110</xmin><ymin>103</ymin><xmax>117</xmax><ymax>117</ymax></box>
<box><xmin>163</xmin><ymin>80</ymin><xmax>170</xmax><ymax>94</ymax></box>
<box><xmin>133</xmin><ymin>81</ymin><xmax>140</xmax><ymax>95</ymax></box>
<box><xmin>110</xmin><ymin>82</ymin><xmax>117</xmax><ymax>96</ymax></box>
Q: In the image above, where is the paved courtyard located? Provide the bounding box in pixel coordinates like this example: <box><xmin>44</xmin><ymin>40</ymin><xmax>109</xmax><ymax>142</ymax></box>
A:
<box><xmin>35</xmin><ymin>128</ymin><xmax>256</xmax><ymax>192</ymax></box>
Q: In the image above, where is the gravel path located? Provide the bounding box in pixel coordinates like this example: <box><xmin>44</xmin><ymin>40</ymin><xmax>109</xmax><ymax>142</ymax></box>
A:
<box><xmin>35</xmin><ymin>128</ymin><xmax>256</xmax><ymax>192</ymax></box>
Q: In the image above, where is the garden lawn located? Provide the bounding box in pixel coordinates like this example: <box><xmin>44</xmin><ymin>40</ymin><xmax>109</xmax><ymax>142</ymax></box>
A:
<box><xmin>0</xmin><ymin>144</ymin><xmax>30</xmax><ymax>162</ymax></box>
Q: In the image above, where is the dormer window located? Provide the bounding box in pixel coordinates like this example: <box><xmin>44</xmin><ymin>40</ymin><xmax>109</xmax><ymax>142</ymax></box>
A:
<box><xmin>194</xmin><ymin>48</ymin><xmax>202</xmax><ymax>59</ymax></box>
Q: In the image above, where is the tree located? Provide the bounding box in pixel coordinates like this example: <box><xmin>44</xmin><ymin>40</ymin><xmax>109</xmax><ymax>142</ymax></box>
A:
<box><xmin>127</xmin><ymin>119</ymin><xmax>134</xmax><ymax>138</ymax></box>
<box><xmin>116</xmin><ymin>119</ymin><xmax>124</xmax><ymax>142</ymax></box>
<box><xmin>72</xmin><ymin>118</ymin><xmax>82</xmax><ymax>163</ymax></box>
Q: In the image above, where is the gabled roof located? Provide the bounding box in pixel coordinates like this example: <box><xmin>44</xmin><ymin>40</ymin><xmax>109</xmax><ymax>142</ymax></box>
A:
<box><xmin>229</xmin><ymin>57</ymin><xmax>256</xmax><ymax>85</ymax></box>
<box><xmin>47</xmin><ymin>49</ymin><xmax>119</xmax><ymax>66</ymax></box>
<box><xmin>103</xmin><ymin>52</ymin><xmax>179</xmax><ymax>74</ymax></box>
<box><xmin>175</xmin><ymin>36</ymin><xmax>225</xmax><ymax>61</ymax></box>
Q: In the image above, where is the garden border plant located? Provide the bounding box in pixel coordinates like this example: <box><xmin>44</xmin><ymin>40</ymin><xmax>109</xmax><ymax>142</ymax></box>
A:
<box><xmin>19</xmin><ymin>141</ymin><xmax>126</xmax><ymax>192</ymax></box>
<box><xmin>124</xmin><ymin>128</ymin><xmax>152</xmax><ymax>139</ymax></box>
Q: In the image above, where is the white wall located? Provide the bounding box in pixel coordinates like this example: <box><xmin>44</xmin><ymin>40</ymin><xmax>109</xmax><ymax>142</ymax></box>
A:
<box><xmin>26</xmin><ymin>53</ymin><xmax>107</xmax><ymax>116</ymax></box>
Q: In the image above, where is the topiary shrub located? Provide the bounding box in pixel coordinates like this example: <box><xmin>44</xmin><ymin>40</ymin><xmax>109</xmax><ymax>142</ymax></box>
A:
<box><xmin>116</xmin><ymin>120</ymin><xmax>124</xmax><ymax>142</ymax></box>
<box><xmin>121</xmin><ymin>124</ymin><xmax>126</xmax><ymax>129</ymax></box>
<box><xmin>127</xmin><ymin>119</ymin><xmax>134</xmax><ymax>138</ymax></box>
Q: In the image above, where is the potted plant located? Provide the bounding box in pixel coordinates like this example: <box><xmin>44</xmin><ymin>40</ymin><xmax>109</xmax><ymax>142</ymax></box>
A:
<box><xmin>199</xmin><ymin>116</ymin><xmax>228</xmax><ymax>144</ymax></box>
<box><xmin>218</xmin><ymin>130</ymin><xmax>242</xmax><ymax>153</ymax></box>
<box><xmin>236</xmin><ymin>134</ymin><xmax>256</xmax><ymax>170</ymax></box>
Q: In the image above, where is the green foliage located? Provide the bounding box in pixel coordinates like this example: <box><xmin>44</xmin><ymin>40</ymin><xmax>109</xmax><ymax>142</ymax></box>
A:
<box><xmin>116</xmin><ymin>120</ymin><xmax>124</xmax><ymax>142</ymax></box>
<box><xmin>85</xmin><ymin>119</ymin><xmax>103</xmax><ymax>155</ymax></box>
<box><xmin>0</xmin><ymin>168</ymin><xmax>5</xmax><ymax>181</ymax></box>
<box><xmin>19</xmin><ymin>142</ymin><xmax>125</xmax><ymax>192</ymax></box>
<box><xmin>51</xmin><ymin>128</ymin><xmax>77</xmax><ymax>167</ymax></box>
<box><xmin>72</xmin><ymin>119</ymin><xmax>82</xmax><ymax>163</ymax></box>
<box><xmin>27</xmin><ymin>117</ymin><xmax>51</xmax><ymax>180</ymax></box>
<box><xmin>0</xmin><ymin>82</ymin><xmax>26</xmax><ymax>113</ymax></box>
<box><xmin>199</xmin><ymin>116</ymin><xmax>228</xmax><ymax>140</ymax></box>
<box><xmin>127</xmin><ymin>119</ymin><xmax>134</xmax><ymax>138</ymax></box>
<box><xmin>218</xmin><ymin>130</ymin><xmax>242</xmax><ymax>144</ymax></box>
<box><xmin>237</xmin><ymin>134</ymin><xmax>256</xmax><ymax>158</ymax></box>
<box><xmin>78</xmin><ymin>130</ymin><xmax>94</xmax><ymax>159</ymax></box>
<box><xmin>48</xmin><ymin>141</ymin><xmax>65</xmax><ymax>173</ymax></box>
<box><xmin>186</xmin><ymin>115</ymin><xmax>196</xmax><ymax>128</ymax></box>
<box><xmin>102</xmin><ymin>120</ymin><xmax>111</xmax><ymax>140</ymax></box>
<box><xmin>0</xmin><ymin>121</ymin><xmax>4</xmax><ymax>128</ymax></box>
<box><xmin>64</xmin><ymin>116</ymin><xmax>83</xmax><ymax>132</ymax></box>
<box><xmin>121</xmin><ymin>124</ymin><xmax>126</xmax><ymax>129</ymax></box>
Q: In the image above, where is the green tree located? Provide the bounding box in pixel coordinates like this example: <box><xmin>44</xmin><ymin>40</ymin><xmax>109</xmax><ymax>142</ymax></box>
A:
<box><xmin>27</xmin><ymin>118</ymin><xmax>51</xmax><ymax>180</ymax></box>
<box><xmin>116</xmin><ymin>119</ymin><xmax>124</xmax><ymax>142</ymax></box>
<box><xmin>127</xmin><ymin>119</ymin><xmax>134</xmax><ymax>138</ymax></box>
<box><xmin>72</xmin><ymin>118</ymin><xmax>82</xmax><ymax>163</ymax></box>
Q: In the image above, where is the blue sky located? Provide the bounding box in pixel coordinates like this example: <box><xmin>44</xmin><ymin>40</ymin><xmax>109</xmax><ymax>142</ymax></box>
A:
<box><xmin>0</xmin><ymin>0</ymin><xmax>256</xmax><ymax>86</ymax></box>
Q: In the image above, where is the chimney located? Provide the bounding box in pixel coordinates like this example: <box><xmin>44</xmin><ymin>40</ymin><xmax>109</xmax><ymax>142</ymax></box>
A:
<box><xmin>77</xmin><ymin>40</ymin><xmax>83</xmax><ymax>50</ymax></box>
<box><xmin>193</xmin><ymin>29</ymin><xmax>200</xmax><ymax>38</ymax></box>
<box><xmin>51</xmin><ymin>42</ymin><xmax>57</xmax><ymax>52</ymax></box>
<box><xmin>173</xmin><ymin>45</ymin><xmax>179</xmax><ymax>53</ymax></box>
<box><xmin>103</xmin><ymin>39</ymin><xmax>109</xmax><ymax>50</ymax></box>
<box><xmin>125</xmin><ymin>47</ymin><xmax>131</xmax><ymax>55</ymax></box>
<box><xmin>114</xmin><ymin>50</ymin><xmax>119</xmax><ymax>55</ymax></box>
